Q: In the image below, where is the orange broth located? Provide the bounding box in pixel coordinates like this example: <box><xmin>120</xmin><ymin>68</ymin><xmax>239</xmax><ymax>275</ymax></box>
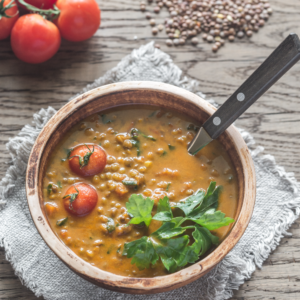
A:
<box><xmin>43</xmin><ymin>107</ymin><xmax>238</xmax><ymax>277</ymax></box>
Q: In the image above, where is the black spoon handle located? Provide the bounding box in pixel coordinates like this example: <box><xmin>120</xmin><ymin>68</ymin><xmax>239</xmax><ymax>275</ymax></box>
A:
<box><xmin>203</xmin><ymin>33</ymin><xmax>300</xmax><ymax>140</ymax></box>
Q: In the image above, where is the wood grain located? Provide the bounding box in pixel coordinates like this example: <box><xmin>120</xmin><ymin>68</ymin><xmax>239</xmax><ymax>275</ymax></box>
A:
<box><xmin>0</xmin><ymin>0</ymin><xmax>300</xmax><ymax>298</ymax></box>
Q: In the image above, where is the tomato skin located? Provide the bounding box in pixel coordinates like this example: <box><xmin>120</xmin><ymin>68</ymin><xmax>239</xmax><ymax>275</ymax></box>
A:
<box><xmin>64</xmin><ymin>183</ymin><xmax>98</xmax><ymax>216</ymax></box>
<box><xmin>10</xmin><ymin>14</ymin><xmax>61</xmax><ymax>64</ymax></box>
<box><xmin>69</xmin><ymin>144</ymin><xmax>106</xmax><ymax>177</ymax></box>
<box><xmin>55</xmin><ymin>0</ymin><xmax>100</xmax><ymax>42</ymax></box>
<box><xmin>17</xmin><ymin>0</ymin><xmax>56</xmax><ymax>10</ymax></box>
<box><xmin>0</xmin><ymin>0</ymin><xmax>19</xmax><ymax>40</ymax></box>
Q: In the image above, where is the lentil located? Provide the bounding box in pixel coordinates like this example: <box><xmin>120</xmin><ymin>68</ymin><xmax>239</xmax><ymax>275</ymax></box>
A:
<box><xmin>44</xmin><ymin>107</ymin><xmax>238</xmax><ymax>278</ymax></box>
<box><xmin>139</xmin><ymin>0</ymin><xmax>272</xmax><ymax>52</ymax></box>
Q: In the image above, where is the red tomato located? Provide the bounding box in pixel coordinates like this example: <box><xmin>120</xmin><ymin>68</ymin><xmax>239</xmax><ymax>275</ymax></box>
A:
<box><xmin>55</xmin><ymin>0</ymin><xmax>100</xmax><ymax>42</ymax></box>
<box><xmin>17</xmin><ymin>0</ymin><xmax>56</xmax><ymax>10</ymax></box>
<box><xmin>0</xmin><ymin>0</ymin><xmax>19</xmax><ymax>40</ymax></box>
<box><xmin>63</xmin><ymin>183</ymin><xmax>98</xmax><ymax>216</ymax></box>
<box><xmin>10</xmin><ymin>14</ymin><xmax>61</xmax><ymax>64</ymax></box>
<box><xmin>69</xmin><ymin>144</ymin><xmax>106</xmax><ymax>177</ymax></box>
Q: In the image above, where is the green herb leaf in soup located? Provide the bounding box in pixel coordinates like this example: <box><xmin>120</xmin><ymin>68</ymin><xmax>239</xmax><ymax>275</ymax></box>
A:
<box><xmin>153</xmin><ymin>196</ymin><xmax>173</xmax><ymax>222</ymax></box>
<box><xmin>123</xmin><ymin>236</ymin><xmax>159</xmax><ymax>270</ymax></box>
<box><xmin>56</xmin><ymin>217</ymin><xmax>68</xmax><ymax>226</ymax></box>
<box><xmin>106</xmin><ymin>218</ymin><xmax>116</xmax><ymax>233</ymax></box>
<box><xmin>101</xmin><ymin>114</ymin><xmax>113</xmax><ymax>124</ymax></box>
<box><xmin>126</xmin><ymin>194</ymin><xmax>154</xmax><ymax>227</ymax></box>
<box><xmin>47</xmin><ymin>183</ymin><xmax>53</xmax><ymax>195</ymax></box>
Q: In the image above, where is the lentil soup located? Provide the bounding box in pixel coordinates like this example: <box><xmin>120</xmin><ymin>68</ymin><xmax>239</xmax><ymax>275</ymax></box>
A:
<box><xmin>43</xmin><ymin>106</ymin><xmax>238</xmax><ymax>278</ymax></box>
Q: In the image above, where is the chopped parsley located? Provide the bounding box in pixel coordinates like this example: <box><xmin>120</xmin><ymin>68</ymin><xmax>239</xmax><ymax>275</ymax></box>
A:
<box><xmin>123</xmin><ymin>182</ymin><xmax>235</xmax><ymax>272</ymax></box>
<box><xmin>161</xmin><ymin>150</ymin><xmax>167</xmax><ymax>157</ymax></box>
<box><xmin>61</xmin><ymin>148</ymin><xmax>73</xmax><ymax>162</ymax></box>
<box><xmin>47</xmin><ymin>183</ymin><xmax>53</xmax><ymax>195</ymax></box>
<box><xmin>56</xmin><ymin>217</ymin><xmax>68</xmax><ymax>226</ymax></box>
<box><xmin>166</xmin><ymin>183</ymin><xmax>171</xmax><ymax>191</ymax></box>
<box><xmin>101</xmin><ymin>114</ymin><xmax>113</xmax><ymax>124</ymax></box>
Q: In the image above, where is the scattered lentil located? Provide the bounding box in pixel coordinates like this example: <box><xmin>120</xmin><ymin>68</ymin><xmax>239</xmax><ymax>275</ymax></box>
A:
<box><xmin>191</xmin><ymin>37</ymin><xmax>198</xmax><ymax>45</ymax></box>
<box><xmin>149</xmin><ymin>18</ymin><xmax>156</xmax><ymax>26</ymax></box>
<box><xmin>152</xmin><ymin>27</ymin><xmax>158</xmax><ymax>35</ymax></box>
<box><xmin>140</xmin><ymin>0</ymin><xmax>272</xmax><ymax>52</ymax></box>
<box><xmin>166</xmin><ymin>39</ymin><xmax>173</xmax><ymax>46</ymax></box>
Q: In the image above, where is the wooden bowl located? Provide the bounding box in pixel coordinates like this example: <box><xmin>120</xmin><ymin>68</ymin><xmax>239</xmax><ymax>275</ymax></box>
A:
<box><xmin>26</xmin><ymin>81</ymin><xmax>256</xmax><ymax>294</ymax></box>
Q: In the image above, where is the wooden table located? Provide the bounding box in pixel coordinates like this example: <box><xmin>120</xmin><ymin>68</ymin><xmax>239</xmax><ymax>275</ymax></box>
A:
<box><xmin>1</xmin><ymin>0</ymin><xmax>300</xmax><ymax>298</ymax></box>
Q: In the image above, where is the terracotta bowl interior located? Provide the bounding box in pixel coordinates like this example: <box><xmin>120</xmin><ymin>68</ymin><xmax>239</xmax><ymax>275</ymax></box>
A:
<box><xmin>27</xmin><ymin>82</ymin><xmax>255</xmax><ymax>294</ymax></box>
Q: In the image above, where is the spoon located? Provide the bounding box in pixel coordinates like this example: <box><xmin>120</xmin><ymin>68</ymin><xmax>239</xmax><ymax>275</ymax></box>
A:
<box><xmin>188</xmin><ymin>33</ymin><xmax>300</xmax><ymax>155</ymax></box>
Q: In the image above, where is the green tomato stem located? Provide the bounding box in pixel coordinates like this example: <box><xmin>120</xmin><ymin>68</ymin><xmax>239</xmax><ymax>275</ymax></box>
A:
<box><xmin>18</xmin><ymin>0</ymin><xmax>60</xmax><ymax>20</ymax></box>
<box><xmin>0</xmin><ymin>0</ymin><xmax>18</xmax><ymax>19</ymax></box>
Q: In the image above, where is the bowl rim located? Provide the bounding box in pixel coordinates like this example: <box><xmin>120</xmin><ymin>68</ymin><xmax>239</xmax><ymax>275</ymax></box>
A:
<box><xmin>26</xmin><ymin>81</ymin><xmax>256</xmax><ymax>294</ymax></box>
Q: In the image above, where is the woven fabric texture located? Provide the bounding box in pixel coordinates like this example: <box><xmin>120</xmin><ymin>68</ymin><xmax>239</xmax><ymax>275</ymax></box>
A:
<box><xmin>1</xmin><ymin>42</ymin><xmax>299</xmax><ymax>300</ymax></box>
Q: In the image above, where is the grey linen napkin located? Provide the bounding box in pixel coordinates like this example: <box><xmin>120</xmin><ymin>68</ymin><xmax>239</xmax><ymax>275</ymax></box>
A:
<box><xmin>1</xmin><ymin>42</ymin><xmax>300</xmax><ymax>300</ymax></box>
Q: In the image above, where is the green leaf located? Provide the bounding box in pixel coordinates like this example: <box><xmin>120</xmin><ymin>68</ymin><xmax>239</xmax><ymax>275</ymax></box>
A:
<box><xmin>47</xmin><ymin>184</ymin><xmax>53</xmax><ymax>195</ymax></box>
<box><xmin>166</xmin><ymin>183</ymin><xmax>171</xmax><ymax>191</ymax></box>
<box><xmin>101</xmin><ymin>114</ymin><xmax>113</xmax><ymax>124</ymax></box>
<box><xmin>157</xmin><ymin>196</ymin><xmax>172</xmax><ymax>214</ymax></box>
<box><xmin>151</xmin><ymin>222</ymin><xmax>186</xmax><ymax>239</ymax></box>
<box><xmin>191</xmin><ymin>209</ymin><xmax>235</xmax><ymax>230</ymax></box>
<box><xmin>56</xmin><ymin>217</ymin><xmax>68</xmax><ymax>226</ymax></box>
<box><xmin>168</xmin><ymin>144</ymin><xmax>175</xmax><ymax>150</ymax></box>
<box><xmin>122</xmin><ymin>180</ymin><xmax>138</xmax><ymax>186</ymax></box>
<box><xmin>148</xmin><ymin>111</ymin><xmax>157</xmax><ymax>117</ymax></box>
<box><xmin>123</xmin><ymin>182</ymin><xmax>234</xmax><ymax>274</ymax></box>
<box><xmin>190</xmin><ymin>226</ymin><xmax>219</xmax><ymax>257</ymax></box>
<box><xmin>57</xmin><ymin>181</ymin><xmax>62</xmax><ymax>189</ymax></box>
<box><xmin>123</xmin><ymin>236</ymin><xmax>159</xmax><ymax>270</ymax></box>
<box><xmin>63</xmin><ymin>187</ymin><xmax>79</xmax><ymax>210</ymax></box>
<box><xmin>188</xmin><ymin>183</ymin><xmax>221</xmax><ymax>219</ymax></box>
<box><xmin>130</xmin><ymin>139</ymin><xmax>141</xmax><ymax>156</ymax></box>
<box><xmin>106</xmin><ymin>218</ymin><xmax>115</xmax><ymax>233</ymax></box>
<box><xmin>187</xmin><ymin>124</ymin><xmax>194</xmax><ymax>130</ymax></box>
<box><xmin>107</xmin><ymin>244</ymin><xmax>115</xmax><ymax>254</ymax></box>
<box><xmin>153</xmin><ymin>211</ymin><xmax>173</xmax><ymax>222</ymax></box>
<box><xmin>153</xmin><ymin>235</ymin><xmax>190</xmax><ymax>272</ymax></box>
<box><xmin>61</xmin><ymin>148</ymin><xmax>73</xmax><ymax>162</ymax></box>
<box><xmin>160</xmin><ymin>150</ymin><xmax>167</xmax><ymax>157</ymax></box>
<box><xmin>176</xmin><ymin>245</ymin><xmax>199</xmax><ymax>267</ymax></box>
<box><xmin>131</xmin><ymin>128</ymin><xmax>156</xmax><ymax>141</ymax></box>
<box><xmin>174</xmin><ymin>190</ymin><xmax>205</xmax><ymax>217</ymax></box>
<box><xmin>153</xmin><ymin>196</ymin><xmax>173</xmax><ymax>221</ymax></box>
<box><xmin>170</xmin><ymin>216</ymin><xmax>184</xmax><ymax>227</ymax></box>
<box><xmin>126</xmin><ymin>194</ymin><xmax>154</xmax><ymax>227</ymax></box>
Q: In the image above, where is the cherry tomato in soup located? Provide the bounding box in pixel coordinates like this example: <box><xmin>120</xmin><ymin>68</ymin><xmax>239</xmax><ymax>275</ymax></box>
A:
<box><xmin>17</xmin><ymin>0</ymin><xmax>56</xmax><ymax>10</ymax></box>
<box><xmin>63</xmin><ymin>183</ymin><xmax>98</xmax><ymax>216</ymax></box>
<box><xmin>55</xmin><ymin>0</ymin><xmax>100</xmax><ymax>42</ymax></box>
<box><xmin>10</xmin><ymin>14</ymin><xmax>60</xmax><ymax>64</ymax></box>
<box><xmin>69</xmin><ymin>144</ymin><xmax>106</xmax><ymax>177</ymax></box>
<box><xmin>0</xmin><ymin>0</ymin><xmax>19</xmax><ymax>40</ymax></box>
